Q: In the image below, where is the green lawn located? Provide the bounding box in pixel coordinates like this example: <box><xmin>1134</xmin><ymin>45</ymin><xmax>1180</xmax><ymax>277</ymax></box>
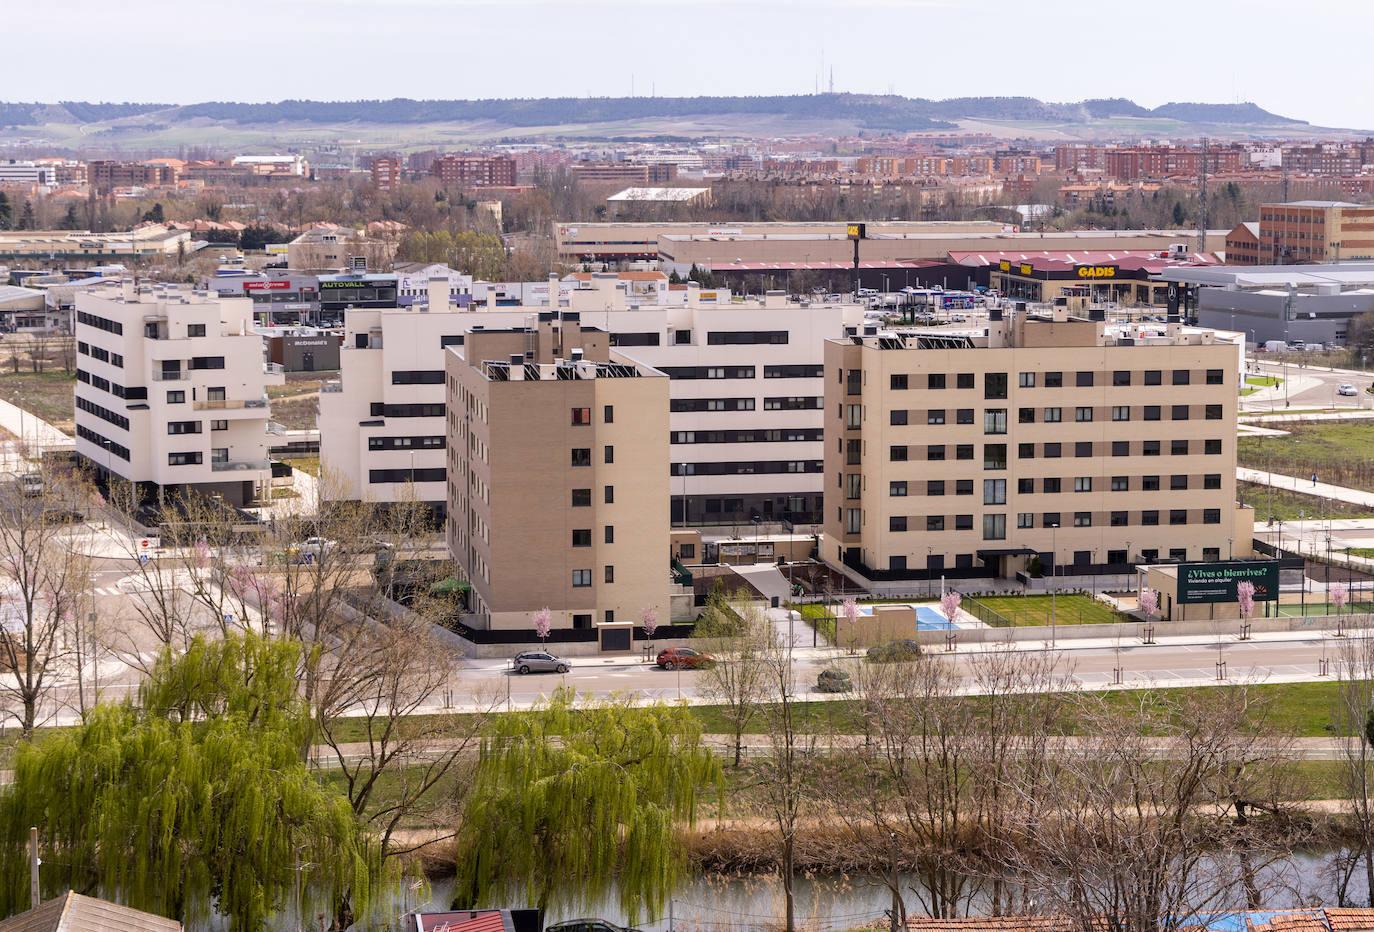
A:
<box><xmin>1240</xmin><ymin>481</ymin><xmax>1374</xmax><ymax>522</ymax></box>
<box><xmin>966</xmin><ymin>593</ymin><xmax>1132</xmax><ymax>627</ymax></box>
<box><xmin>1274</xmin><ymin>601</ymin><xmax>1374</xmax><ymax>617</ymax></box>
<box><xmin>1239</xmin><ymin>423</ymin><xmax>1374</xmax><ymax>493</ymax></box>
<box><xmin>1246</xmin><ymin>374</ymin><xmax>1282</xmax><ymax>388</ymax></box>
<box><xmin>282</xmin><ymin>455</ymin><xmax>320</xmax><ymax>477</ymax></box>
<box><xmin>0</xmin><ymin>369</ymin><xmax>76</xmax><ymax>432</ymax></box>
<box><xmin>1345</xmin><ymin>547</ymin><xmax>1374</xmax><ymax>559</ymax></box>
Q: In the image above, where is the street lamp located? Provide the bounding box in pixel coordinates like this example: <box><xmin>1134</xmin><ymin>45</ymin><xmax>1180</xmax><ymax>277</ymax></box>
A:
<box><xmin>1046</xmin><ymin>521</ymin><xmax>1060</xmax><ymax>648</ymax></box>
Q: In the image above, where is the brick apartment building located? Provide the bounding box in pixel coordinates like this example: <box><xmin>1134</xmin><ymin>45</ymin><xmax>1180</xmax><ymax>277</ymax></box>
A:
<box><xmin>371</xmin><ymin>156</ymin><xmax>402</xmax><ymax>191</ymax></box>
<box><xmin>430</xmin><ymin>154</ymin><xmax>517</xmax><ymax>188</ymax></box>
<box><xmin>88</xmin><ymin>160</ymin><xmax>177</xmax><ymax>193</ymax></box>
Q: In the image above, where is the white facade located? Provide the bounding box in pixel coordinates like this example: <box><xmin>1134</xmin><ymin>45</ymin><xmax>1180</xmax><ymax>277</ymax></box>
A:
<box><xmin>231</xmin><ymin>154</ymin><xmax>309</xmax><ymax>176</ymax></box>
<box><xmin>0</xmin><ymin>160</ymin><xmax>49</xmax><ymax>189</ymax></box>
<box><xmin>394</xmin><ymin>263</ymin><xmax>475</xmax><ymax>304</ymax></box>
<box><xmin>74</xmin><ymin>282</ymin><xmax>283</xmax><ymax>506</ymax></box>
<box><xmin>319</xmin><ymin>274</ymin><xmax>861</xmax><ymax>524</ymax></box>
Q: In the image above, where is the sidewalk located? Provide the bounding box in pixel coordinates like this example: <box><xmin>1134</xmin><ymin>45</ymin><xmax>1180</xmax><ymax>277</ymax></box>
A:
<box><xmin>1237</xmin><ymin>467</ymin><xmax>1374</xmax><ymax>508</ymax></box>
<box><xmin>0</xmin><ymin>396</ymin><xmax>71</xmax><ymax>449</ymax></box>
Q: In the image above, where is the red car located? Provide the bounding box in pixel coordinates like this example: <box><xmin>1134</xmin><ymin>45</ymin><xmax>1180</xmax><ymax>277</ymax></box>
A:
<box><xmin>656</xmin><ymin>646</ymin><xmax>714</xmax><ymax>670</ymax></box>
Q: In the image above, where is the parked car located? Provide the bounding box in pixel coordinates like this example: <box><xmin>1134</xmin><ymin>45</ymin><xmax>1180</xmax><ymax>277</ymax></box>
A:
<box><xmin>866</xmin><ymin>639</ymin><xmax>922</xmax><ymax>664</ymax></box>
<box><xmin>18</xmin><ymin>473</ymin><xmax>42</xmax><ymax>497</ymax></box>
<box><xmin>546</xmin><ymin>921</ymin><xmax>640</xmax><ymax>932</ymax></box>
<box><xmin>289</xmin><ymin>536</ymin><xmax>334</xmax><ymax>562</ymax></box>
<box><xmin>816</xmin><ymin>667</ymin><xmax>853</xmax><ymax>693</ymax></box>
<box><xmin>40</xmin><ymin>507</ymin><xmax>84</xmax><ymax>526</ymax></box>
<box><xmin>512</xmin><ymin>650</ymin><xmax>569</xmax><ymax>675</ymax></box>
<box><xmin>1338</xmin><ymin>383</ymin><xmax>1359</xmax><ymax>396</ymax></box>
<box><xmin>656</xmin><ymin>646</ymin><xmax>714</xmax><ymax>670</ymax></box>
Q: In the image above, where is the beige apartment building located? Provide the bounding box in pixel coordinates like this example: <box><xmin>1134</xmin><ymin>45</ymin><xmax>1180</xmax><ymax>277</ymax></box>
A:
<box><xmin>823</xmin><ymin>310</ymin><xmax>1251</xmax><ymax>584</ymax></box>
<box><xmin>446</xmin><ymin>319</ymin><xmax>670</xmax><ymax>635</ymax></box>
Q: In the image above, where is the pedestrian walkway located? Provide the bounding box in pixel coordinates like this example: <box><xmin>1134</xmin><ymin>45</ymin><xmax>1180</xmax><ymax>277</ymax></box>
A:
<box><xmin>1237</xmin><ymin>467</ymin><xmax>1374</xmax><ymax>508</ymax></box>
<box><xmin>0</xmin><ymin>396</ymin><xmax>71</xmax><ymax>449</ymax></box>
<box><xmin>1240</xmin><ymin>409</ymin><xmax>1374</xmax><ymax>424</ymax></box>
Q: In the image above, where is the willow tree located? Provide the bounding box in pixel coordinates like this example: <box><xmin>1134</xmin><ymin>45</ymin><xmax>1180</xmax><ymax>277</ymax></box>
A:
<box><xmin>453</xmin><ymin>688</ymin><xmax>719</xmax><ymax>923</ymax></box>
<box><xmin>0</xmin><ymin>633</ymin><xmax>384</xmax><ymax>930</ymax></box>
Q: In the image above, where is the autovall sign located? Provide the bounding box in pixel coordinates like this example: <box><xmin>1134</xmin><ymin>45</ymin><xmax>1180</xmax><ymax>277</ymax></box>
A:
<box><xmin>1075</xmin><ymin>264</ymin><xmax>1119</xmax><ymax>279</ymax></box>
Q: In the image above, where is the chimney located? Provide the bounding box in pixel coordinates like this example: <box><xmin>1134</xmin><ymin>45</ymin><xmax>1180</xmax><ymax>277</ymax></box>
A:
<box><xmin>486</xmin><ymin>289</ymin><xmax>497</xmax><ymax>310</ymax></box>
<box><xmin>548</xmin><ymin>272</ymin><xmax>561</xmax><ymax>307</ymax></box>
<box><xmin>121</xmin><ymin>277</ymin><xmax>135</xmax><ymax>301</ymax></box>
<box><xmin>508</xmin><ymin>353</ymin><xmax>524</xmax><ymax>381</ymax></box>
<box><xmin>427</xmin><ymin>276</ymin><xmax>449</xmax><ymax>313</ymax></box>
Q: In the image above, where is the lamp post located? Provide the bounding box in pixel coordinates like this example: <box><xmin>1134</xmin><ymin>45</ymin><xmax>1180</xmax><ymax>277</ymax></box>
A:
<box><xmin>1047</xmin><ymin>521</ymin><xmax>1060</xmax><ymax>648</ymax></box>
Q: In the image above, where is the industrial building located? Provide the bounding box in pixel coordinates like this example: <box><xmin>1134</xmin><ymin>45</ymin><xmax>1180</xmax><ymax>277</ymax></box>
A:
<box><xmin>823</xmin><ymin>308</ymin><xmax>1248</xmax><ymax>586</ymax></box>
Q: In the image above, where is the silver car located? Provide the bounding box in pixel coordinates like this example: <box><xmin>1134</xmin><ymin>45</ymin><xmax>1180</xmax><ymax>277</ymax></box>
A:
<box><xmin>512</xmin><ymin>650</ymin><xmax>569</xmax><ymax>675</ymax></box>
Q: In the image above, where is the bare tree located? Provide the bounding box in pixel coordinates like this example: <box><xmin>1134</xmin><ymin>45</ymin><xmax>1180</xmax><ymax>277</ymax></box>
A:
<box><xmin>1332</xmin><ymin>625</ymin><xmax>1374</xmax><ymax>905</ymax></box>
<box><xmin>695</xmin><ymin>594</ymin><xmax>772</xmax><ymax>767</ymax></box>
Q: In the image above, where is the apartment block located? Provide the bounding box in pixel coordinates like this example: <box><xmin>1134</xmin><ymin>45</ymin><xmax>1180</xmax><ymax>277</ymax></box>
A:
<box><xmin>430</xmin><ymin>154</ymin><xmax>517</xmax><ymax>188</ymax></box>
<box><xmin>319</xmin><ymin>275</ymin><xmax>862</xmax><ymax>525</ymax></box>
<box><xmin>370</xmin><ymin>156</ymin><xmax>402</xmax><ymax>191</ymax></box>
<box><xmin>87</xmin><ymin>160</ymin><xmax>177</xmax><ymax>193</ymax></box>
<box><xmin>1253</xmin><ymin>200</ymin><xmax>1374</xmax><ymax>265</ymax></box>
<box><xmin>446</xmin><ymin>321</ymin><xmax>669</xmax><ymax>633</ymax></box>
<box><xmin>823</xmin><ymin>309</ymin><xmax>1248</xmax><ymax>584</ymax></box>
<box><xmin>74</xmin><ymin>281</ymin><xmax>283</xmax><ymax>506</ymax></box>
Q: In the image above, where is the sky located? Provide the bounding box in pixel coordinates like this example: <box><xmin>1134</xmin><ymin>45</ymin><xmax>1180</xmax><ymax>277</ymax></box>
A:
<box><xmin>4</xmin><ymin>0</ymin><xmax>1372</xmax><ymax>129</ymax></box>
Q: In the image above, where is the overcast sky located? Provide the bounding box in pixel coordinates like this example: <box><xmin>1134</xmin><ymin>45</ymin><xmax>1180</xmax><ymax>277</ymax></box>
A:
<box><xmin>5</xmin><ymin>0</ymin><xmax>1370</xmax><ymax>130</ymax></box>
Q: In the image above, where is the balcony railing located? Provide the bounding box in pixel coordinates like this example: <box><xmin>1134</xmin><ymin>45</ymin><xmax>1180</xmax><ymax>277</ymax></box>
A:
<box><xmin>211</xmin><ymin>459</ymin><xmax>270</xmax><ymax>472</ymax></box>
<box><xmin>321</xmin><ymin>382</ymin><xmax>343</xmax><ymax>394</ymax></box>
<box><xmin>264</xmin><ymin>362</ymin><xmax>285</xmax><ymax>376</ymax></box>
<box><xmin>194</xmin><ymin>397</ymin><xmax>269</xmax><ymax>411</ymax></box>
<box><xmin>151</xmin><ymin>371</ymin><xmax>188</xmax><ymax>382</ymax></box>
<box><xmin>266</xmin><ymin>421</ymin><xmax>287</xmax><ymax>435</ymax></box>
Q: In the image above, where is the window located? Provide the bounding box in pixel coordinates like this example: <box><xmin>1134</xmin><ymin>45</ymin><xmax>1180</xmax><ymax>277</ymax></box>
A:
<box><xmin>707</xmin><ymin>330</ymin><xmax>787</xmax><ymax>345</ymax></box>
<box><xmin>1045</xmin><ymin>371</ymin><xmax>1063</xmax><ymax>388</ymax></box>
<box><xmin>982</xmin><ymin>513</ymin><xmax>1007</xmax><ymax>540</ymax></box>
<box><xmin>984</xmin><ymin>478</ymin><xmax>1006</xmax><ymax>505</ymax></box>
<box><xmin>189</xmin><ymin>356</ymin><xmax>225</xmax><ymax>370</ymax></box>
<box><xmin>957</xmin><ymin>444</ymin><xmax>975</xmax><ymax>460</ymax></box>
<box><xmin>605</xmin><ymin>526</ymin><xmax>615</xmax><ymax>544</ymax></box>
<box><xmin>927</xmin><ymin>373</ymin><xmax>946</xmax><ymax>390</ymax></box>
<box><xmin>210</xmin><ymin>419</ymin><xmax>228</xmax><ymax>431</ymax></box>
<box><xmin>603</xmin><ymin>405</ymin><xmax>614</xmax><ymax>424</ymax></box>
<box><xmin>1018</xmin><ymin>513</ymin><xmax>1035</xmax><ymax>529</ymax></box>
<box><xmin>928</xmin><ymin>480</ymin><xmax>945</xmax><ymax>496</ymax></box>
<box><xmin>571</xmin><ymin>489</ymin><xmax>591</xmax><ymax>507</ymax></box>
<box><xmin>1204</xmin><ymin>473</ymin><xmax>1222</xmax><ymax>489</ymax></box>
<box><xmin>1110</xmin><ymin>440</ymin><xmax>1129</xmax><ymax>457</ymax></box>
<box><xmin>1113</xmin><ymin>370</ymin><xmax>1131</xmax><ymax>387</ymax></box>
<box><xmin>207</xmin><ymin>387</ymin><xmax>226</xmax><ymax>402</ymax></box>
<box><xmin>956</xmin><ymin>373</ymin><xmax>975</xmax><ymax>389</ymax></box>
<box><xmin>928</xmin><ymin>444</ymin><xmax>946</xmax><ymax>461</ymax></box>
<box><xmin>1173</xmin><ymin>369</ymin><xmax>1191</xmax><ymax>386</ymax></box>
<box><xmin>927</xmin><ymin>516</ymin><xmax>945</xmax><ymax>531</ymax></box>
<box><xmin>604</xmin><ymin>486</ymin><xmax>614</xmax><ymax>504</ymax></box>
<box><xmin>846</xmin><ymin>404</ymin><xmax>862</xmax><ymax>429</ymax></box>
<box><xmin>572</xmin><ymin>569</ymin><xmax>592</xmax><ymax>588</ymax></box>
<box><xmin>1142</xmin><ymin>475</ymin><xmax>1160</xmax><ymax>491</ymax></box>
<box><xmin>1019</xmin><ymin>442</ymin><xmax>1035</xmax><ymax>459</ymax></box>
<box><xmin>955</xmin><ymin>514</ymin><xmax>973</xmax><ymax>530</ymax></box>
<box><xmin>1206</xmin><ymin>369</ymin><xmax>1224</xmax><ymax>385</ymax></box>
<box><xmin>890</xmin><ymin>374</ymin><xmax>909</xmax><ymax>390</ymax></box>
<box><xmin>1144</xmin><ymin>370</ymin><xmax>1162</xmax><ymax>386</ymax></box>
<box><xmin>1111</xmin><ymin>476</ymin><xmax>1129</xmax><ymax>491</ymax></box>
<box><xmin>984</xmin><ymin>409</ymin><xmax>1007</xmax><ymax>434</ymax></box>
<box><xmin>984</xmin><ymin>444</ymin><xmax>1006</xmax><ymax>469</ymax></box>
<box><xmin>571</xmin><ymin>448</ymin><xmax>591</xmax><ymax>467</ymax></box>
<box><xmin>440</xmin><ymin>334</ymin><xmax>464</xmax><ymax>348</ymax></box>
<box><xmin>167</xmin><ymin>390</ymin><xmax>185</xmax><ymax>404</ymax></box>
<box><xmin>1019</xmin><ymin>407</ymin><xmax>1036</xmax><ymax>424</ymax></box>
<box><xmin>675</xmin><ymin>329</ymin><xmax>692</xmax><ymax>345</ymax></box>
<box><xmin>1045</xmin><ymin>442</ymin><xmax>1062</xmax><ymax>458</ymax></box>
<box><xmin>1075</xmin><ymin>441</ymin><xmax>1093</xmax><ymax>457</ymax></box>
<box><xmin>890</xmin><ymin>481</ymin><xmax>908</xmax><ymax>496</ymax></box>
<box><xmin>957</xmin><ymin>408</ymin><xmax>975</xmax><ymax>425</ymax></box>
<box><xmin>604</xmin><ymin>566</ymin><xmax>616</xmax><ymax>584</ymax></box>
<box><xmin>1043</xmin><ymin>478</ymin><xmax>1061</xmax><ymax>493</ymax></box>
<box><xmin>604</xmin><ymin>445</ymin><xmax>614</xmax><ymax>464</ymax></box>
<box><xmin>845</xmin><ymin>474</ymin><xmax>862</xmax><ymax>499</ymax></box>
<box><xmin>168</xmin><ymin>452</ymin><xmax>202</xmax><ymax>466</ymax></box>
<box><xmin>1171</xmin><ymin>439</ymin><xmax>1189</xmax><ymax>455</ymax></box>
<box><xmin>1043</xmin><ymin>512</ymin><xmax>1061</xmax><ymax>528</ymax></box>
<box><xmin>1111</xmin><ymin>511</ymin><xmax>1128</xmax><ymax>527</ymax></box>
<box><xmin>985</xmin><ymin>372</ymin><xmax>1008</xmax><ymax>399</ymax></box>
<box><xmin>1075</xmin><ymin>406</ymin><xmax>1093</xmax><ymax>423</ymax></box>
<box><xmin>1018</xmin><ymin>478</ymin><xmax>1034</xmax><ymax>494</ymax></box>
<box><xmin>889</xmin><ymin>516</ymin><xmax>908</xmax><ymax>532</ymax></box>
<box><xmin>1143</xmin><ymin>440</ymin><xmax>1160</xmax><ymax>456</ymax></box>
<box><xmin>890</xmin><ymin>445</ymin><xmax>909</xmax><ymax>462</ymax></box>
<box><xmin>1170</xmin><ymin>509</ymin><xmax>1188</xmax><ymax>526</ymax></box>
<box><xmin>1172</xmin><ymin>405</ymin><xmax>1190</xmax><ymax>421</ymax></box>
<box><xmin>1044</xmin><ymin>407</ymin><xmax>1062</xmax><ymax>422</ymax></box>
<box><xmin>1203</xmin><ymin>509</ymin><xmax>1221</xmax><ymax>524</ymax></box>
<box><xmin>1205</xmin><ymin>439</ymin><xmax>1222</xmax><ymax>455</ymax></box>
<box><xmin>1074</xmin><ymin>477</ymin><xmax>1092</xmax><ymax>493</ymax></box>
<box><xmin>1170</xmin><ymin>475</ymin><xmax>1188</xmax><ymax>491</ymax></box>
<box><xmin>571</xmin><ymin>407</ymin><xmax>591</xmax><ymax>426</ymax></box>
<box><xmin>572</xmin><ymin>529</ymin><xmax>592</xmax><ymax>547</ymax></box>
<box><xmin>1112</xmin><ymin>405</ymin><xmax>1130</xmax><ymax>421</ymax></box>
<box><xmin>1076</xmin><ymin>371</ymin><xmax>1094</xmax><ymax>387</ymax></box>
<box><xmin>927</xmin><ymin>409</ymin><xmax>946</xmax><ymax>425</ymax></box>
<box><xmin>953</xmin><ymin>480</ymin><xmax>972</xmax><ymax>496</ymax></box>
<box><xmin>1205</xmin><ymin>404</ymin><xmax>1222</xmax><ymax>420</ymax></box>
<box><xmin>678</xmin><ymin>544</ymin><xmax>695</xmax><ymax>560</ymax></box>
<box><xmin>1074</xmin><ymin>512</ymin><xmax>1092</xmax><ymax>527</ymax></box>
<box><xmin>187</xmin><ymin>323</ymin><xmax>206</xmax><ymax>338</ymax></box>
<box><xmin>167</xmin><ymin>421</ymin><xmax>201</xmax><ymax>435</ymax></box>
<box><xmin>890</xmin><ymin>410</ymin><xmax>908</xmax><ymax>426</ymax></box>
<box><xmin>889</xmin><ymin>556</ymin><xmax>908</xmax><ymax>572</ymax></box>
<box><xmin>1144</xmin><ymin>405</ymin><xmax>1161</xmax><ymax>421</ymax></box>
<box><xmin>1019</xmin><ymin>372</ymin><xmax>1036</xmax><ymax>388</ymax></box>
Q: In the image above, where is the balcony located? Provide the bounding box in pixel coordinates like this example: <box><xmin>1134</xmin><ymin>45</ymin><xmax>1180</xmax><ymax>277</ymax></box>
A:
<box><xmin>211</xmin><ymin>458</ymin><xmax>270</xmax><ymax>472</ymax></box>
<box><xmin>266</xmin><ymin>421</ymin><xmax>287</xmax><ymax>436</ymax></box>
<box><xmin>151</xmin><ymin>371</ymin><xmax>188</xmax><ymax>382</ymax></box>
<box><xmin>194</xmin><ymin>397</ymin><xmax>269</xmax><ymax>411</ymax></box>
<box><xmin>264</xmin><ymin>362</ymin><xmax>285</xmax><ymax>376</ymax></box>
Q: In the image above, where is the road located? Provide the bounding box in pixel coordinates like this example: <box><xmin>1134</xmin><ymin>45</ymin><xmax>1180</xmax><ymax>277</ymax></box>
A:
<box><xmin>1246</xmin><ymin>358</ymin><xmax>1371</xmax><ymax>413</ymax></box>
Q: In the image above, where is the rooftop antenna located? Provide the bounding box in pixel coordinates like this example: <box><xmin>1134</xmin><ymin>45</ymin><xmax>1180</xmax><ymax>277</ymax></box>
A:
<box><xmin>829</xmin><ymin>66</ymin><xmax>835</xmax><ymax>94</ymax></box>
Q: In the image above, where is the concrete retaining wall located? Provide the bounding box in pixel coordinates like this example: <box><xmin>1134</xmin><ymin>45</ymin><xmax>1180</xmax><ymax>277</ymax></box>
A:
<box><xmin>917</xmin><ymin>612</ymin><xmax>1344</xmax><ymax>647</ymax></box>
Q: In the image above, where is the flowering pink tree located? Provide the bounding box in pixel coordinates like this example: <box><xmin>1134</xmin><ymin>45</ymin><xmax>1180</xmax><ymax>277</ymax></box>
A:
<box><xmin>941</xmin><ymin>590</ymin><xmax>962</xmax><ymax>627</ymax></box>
<box><xmin>840</xmin><ymin>598</ymin><xmax>861</xmax><ymax>652</ymax></box>
<box><xmin>1332</xmin><ymin>581</ymin><xmax>1350</xmax><ymax>618</ymax></box>
<box><xmin>533</xmin><ymin>607</ymin><xmax>552</xmax><ymax>645</ymax></box>
<box><xmin>1139</xmin><ymin>587</ymin><xmax>1158</xmax><ymax>621</ymax></box>
<box><xmin>1236</xmin><ymin>580</ymin><xmax>1256</xmax><ymax>623</ymax></box>
<box><xmin>640</xmin><ymin>606</ymin><xmax>659</xmax><ymax>648</ymax></box>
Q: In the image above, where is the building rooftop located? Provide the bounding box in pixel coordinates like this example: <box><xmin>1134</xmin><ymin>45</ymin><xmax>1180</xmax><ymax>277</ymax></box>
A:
<box><xmin>1155</xmin><ymin>263</ymin><xmax>1374</xmax><ymax>289</ymax></box>
<box><xmin>606</xmin><ymin>187</ymin><xmax>710</xmax><ymax>202</ymax></box>
<box><xmin>1273</xmin><ymin>200</ymin><xmax>1362</xmax><ymax>208</ymax></box>
<box><xmin>950</xmin><ymin>249</ymin><xmax>1218</xmax><ymax>272</ymax></box>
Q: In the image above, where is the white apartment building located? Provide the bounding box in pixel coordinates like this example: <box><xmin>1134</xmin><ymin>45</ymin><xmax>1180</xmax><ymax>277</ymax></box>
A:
<box><xmin>74</xmin><ymin>281</ymin><xmax>283</xmax><ymax>507</ymax></box>
<box><xmin>319</xmin><ymin>274</ymin><xmax>861</xmax><ymax>525</ymax></box>
<box><xmin>0</xmin><ymin>160</ymin><xmax>51</xmax><ymax>189</ymax></box>
<box><xmin>394</xmin><ymin>262</ymin><xmax>474</xmax><ymax>306</ymax></box>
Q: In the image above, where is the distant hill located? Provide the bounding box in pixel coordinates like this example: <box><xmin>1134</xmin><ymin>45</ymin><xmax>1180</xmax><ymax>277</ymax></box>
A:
<box><xmin>0</xmin><ymin>95</ymin><xmax>1313</xmax><ymax>141</ymax></box>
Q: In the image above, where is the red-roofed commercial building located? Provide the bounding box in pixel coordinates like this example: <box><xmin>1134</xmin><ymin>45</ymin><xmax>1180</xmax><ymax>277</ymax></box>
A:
<box><xmin>953</xmin><ymin>248</ymin><xmax>1218</xmax><ymax>306</ymax></box>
